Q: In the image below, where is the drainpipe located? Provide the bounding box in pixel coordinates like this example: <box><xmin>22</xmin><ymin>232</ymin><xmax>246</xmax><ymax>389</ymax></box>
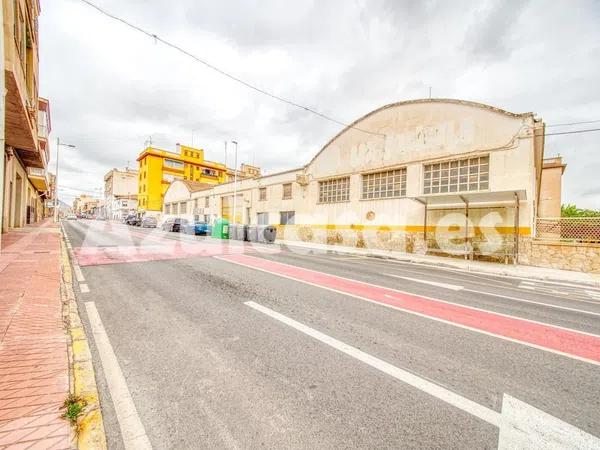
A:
<box><xmin>0</xmin><ymin>2</ymin><xmax>5</xmax><ymax>246</ymax></box>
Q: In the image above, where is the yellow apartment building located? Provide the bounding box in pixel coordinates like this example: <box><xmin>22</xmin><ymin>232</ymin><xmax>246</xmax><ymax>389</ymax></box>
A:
<box><xmin>136</xmin><ymin>143</ymin><xmax>260</xmax><ymax>215</ymax></box>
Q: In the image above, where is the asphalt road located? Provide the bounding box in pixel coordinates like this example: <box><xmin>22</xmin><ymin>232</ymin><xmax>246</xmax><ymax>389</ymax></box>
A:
<box><xmin>63</xmin><ymin>220</ymin><xmax>600</xmax><ymax>449</ymax></box>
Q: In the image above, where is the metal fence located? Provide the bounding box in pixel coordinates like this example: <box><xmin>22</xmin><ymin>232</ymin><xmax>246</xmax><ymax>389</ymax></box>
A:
<box><xmin>536</xmin><ymin>217</ymin><xmax>600</xmax><ymax>243</ymax></box>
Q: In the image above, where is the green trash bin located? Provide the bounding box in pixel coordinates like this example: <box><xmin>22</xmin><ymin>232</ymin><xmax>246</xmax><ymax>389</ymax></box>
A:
<box><xmin>211</xmin><ymin>218</ymin><xmax>230</xmax><ymax>239</ymax></box>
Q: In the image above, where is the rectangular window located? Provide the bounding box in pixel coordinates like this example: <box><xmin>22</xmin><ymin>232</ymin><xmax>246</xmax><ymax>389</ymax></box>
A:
<box><xmin>164</xmin><ymin>159</ymin><xmax>184</xmax><ymax>169</ymax></box>
<box><xmin>180</xmin><ymin>202</ymin><xmax>187</xmax><ymax>214</ymax></box>
<box><xmin>257</xmin><ymin>212</ymin><xmax>269</xmax><ymax>225</ymax></box>
<box><xmin>280</xmin><ymin>211</ymin><xmax>295</xmax><ymax>225</ymax></box>
<box><xmin>202</xmin><ymin>168</ymin><xmax>217</xmax><ymax>177</ymax></box>
<box><xmin>423</xmin><ymin>155</ymin><xmax>489</xmax><ymax>194</ymax></box>
<box><xmin>259</xmin><ymin>187</ymin><xmax>267</xmax><ymax>201</ymax></box>
<box><xmin>282</xmin><ymin>183</ymin><xmax>292</xmax><ymax>199</ymax></box>
<box><xmin>361</xmin><ymin>168</ymin><xmax>406</xmax><ymax>200</ymax></box>
<box><xmin>205</xmin><ymin>196</ymin><xmax>210</xmax><ymax>208</ymax></box>
<box><xmin>319</xmin><ymin>177</ymin><xmax>350</xmax><ymax>203</ymax></box>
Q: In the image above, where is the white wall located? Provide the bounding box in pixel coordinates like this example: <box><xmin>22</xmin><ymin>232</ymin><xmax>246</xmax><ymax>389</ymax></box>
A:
<box><xmin>165</xmin><ymin>100</ymin><xmax>541</xmax><ymax>232</ymax></box>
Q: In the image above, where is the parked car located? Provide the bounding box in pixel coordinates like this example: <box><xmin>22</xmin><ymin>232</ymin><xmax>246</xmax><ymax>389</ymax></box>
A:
<box><xmin>183</xmin><ymin>221</ymin><xmax>212</xmax><ymax>236</ymax></box>
<box><xmin>162</xmin><ymin>217</ymin><xmax>188</xmax><ymax>232</ymax></box>
<box><xmin>141</xmin><ymin>216</ymin><xmax>158</xmax><ymax>228</ymax></box>
<box><xmin>66</xmin><ymin>214</ymin><xmax>77</xmax><ymax>220</ymax></box>
<box><xmin>125</xmin><ymin>214</ymin><xmax>140</xmax><ymax>226</ymax></box>
<box><xmin>96</xmin><ymin>216</ymin><xmax>106</xmax><ymax>221</ymax></box>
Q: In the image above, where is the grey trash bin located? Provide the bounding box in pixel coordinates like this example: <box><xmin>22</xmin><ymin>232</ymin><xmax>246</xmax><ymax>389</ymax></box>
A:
<box><xmin>256</xmin><ymin>225</ymin><xmax>277</xmax><ymax>243</ymax></box>
<box><xmin>247</xmin><ymin>225</ymin><xmax>258</xmax><ymax>242</ymax></box>
<box><xmin>263</xmin><ymin>225</ymin><xmax>277</xmax><ymax>243</ymax></box>
<box><xmin>228</xmin><ymin>224</ymin><xmax>239</xmax><ymax>240</ymax></box>
<box><xmin>240</xmin><ymin>225</ymin><xmax>249</xmax><ymax>241</ymax></box>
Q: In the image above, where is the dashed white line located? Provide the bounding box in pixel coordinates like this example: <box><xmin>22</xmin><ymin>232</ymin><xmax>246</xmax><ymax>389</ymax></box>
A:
<box><xmin>73</xmin><ymin>265</ymin><xmax>85</xmax><ymax>283</ymax></box>
<box><xmin>85</xmin><ymin>302</ymin><xmax>152</xmax><ymax>450</ymax></box>
<box><xmin>245</xmin><ymin>301</ymin><xmax>600</xmax><ymax>449</ymax></box>
<box><xmin>79</xmin><ymin>283</ymin><xmax>90</xmax><ymax>293</ymax></box>
<box><xmin>385</xmin><ymin>273</ymin><xmax>600</xmax><ymax>317</ymax></box>
<box><xmin>384</xmin><ymin>273</ymin><xmax>464</xmax><ymax>291</ymax></box>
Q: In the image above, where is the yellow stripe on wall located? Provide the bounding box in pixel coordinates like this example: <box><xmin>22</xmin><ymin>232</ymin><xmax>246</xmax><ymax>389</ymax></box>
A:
<box><xmin>276</xmin><ymin>224</ymin><xmax>532</xmax><ymax>236</ymax></box>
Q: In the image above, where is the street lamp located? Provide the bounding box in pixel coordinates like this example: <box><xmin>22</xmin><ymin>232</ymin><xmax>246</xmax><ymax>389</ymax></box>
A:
<box><xmin>54</xmin><ymin>138</ymin><xmax>76</xmax><ymax>222</ymax></box>
<box><xmin>231</xmin><ymin>140</ymin><xmax>238</xmax><ymax>224</ymax></box>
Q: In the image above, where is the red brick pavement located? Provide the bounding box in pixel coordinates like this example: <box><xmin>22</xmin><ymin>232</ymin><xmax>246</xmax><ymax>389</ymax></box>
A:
<box><xmin>0</xmin><ymin>220</ymin><xmax>73</xmax><ymax>449</ymax></box>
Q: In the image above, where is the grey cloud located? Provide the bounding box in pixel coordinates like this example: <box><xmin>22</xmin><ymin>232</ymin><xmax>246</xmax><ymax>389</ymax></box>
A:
<box><xmin>464</xmin><ymin>0</ymin><xmax>531</xmax><ymax>61</ymax></box>
<box><xmin>40</xmin><ymin>0</ymin><xmax>600</xmax><ymax>208</ymax></box>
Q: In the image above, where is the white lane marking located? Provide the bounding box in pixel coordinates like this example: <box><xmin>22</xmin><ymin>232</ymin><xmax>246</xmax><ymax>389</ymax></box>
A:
<box><xmin>85</xmin><ymin>302</ymin><xmax>152</xmax><ymax>450</ymax></box>
<box><xmin>385</xmin><ymin>273</ymin><xmax>600</xmax><ymax>318</ymax></box>
<box><xmin>462</xmin><ymin>289</ymin><xmax>600</xmax><ymax>319</ymax></box>
<box><xmin>218</xmin><ymin>256</ymin><xmax>600</xmax><ymax>365</ymax></box>
<box><xmin>384</xmin><ymin>273</ymin><xmax>464</xmax><ymax>291</ymax></box>
<box><xmin>245</xmin><ymin>300</ymin><xmax>501</xmax><ymax>426</ymax></box>
<box><xmin>246</xmin><ymin>301</ymin><xmax>600</xmax><ymax>449</ymax></box>
<box><xmin>73</xmin><ymin>264</ymin><xmax>85</xmax><ymax>283</ymax></box>
<box><xmin>376</xmin><ymin>257</ymin><xmax>600</xmax><ymax>291</ymax></box>
<box><xmin>498</xmin><ymin>395</ymin><xmax>600</xmax><ymax>449</ymax></box>
<box><xmin>519</xmin><ymin>284</ymin><xmax>536</xmax><ymax>290</ymax></box>
<box><xmin>79</xmin><ymin>283</ymin><xmax>90</xmax><ymax>294</ymax></box>
<box><xmin>300</xmin><ymin>252</ymin><xmax>595</xmax><ymax>305</ymax></box>
<box><xmin>586</xmin><ymin>290</ymin><xmax>600</xmax><ymax>300</ymax></box>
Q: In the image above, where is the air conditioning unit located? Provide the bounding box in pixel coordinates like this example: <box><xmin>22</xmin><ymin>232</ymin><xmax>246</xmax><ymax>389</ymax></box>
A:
<box><xmin>296</xmin><ymin>174</ymin><xmax>310</xmax><ymax>186</ymax></box>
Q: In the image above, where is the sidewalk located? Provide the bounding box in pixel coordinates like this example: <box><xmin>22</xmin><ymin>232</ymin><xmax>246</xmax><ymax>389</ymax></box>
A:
<box><xmin>0</xmin><ymin>220</ymin><xmax>73</xmax><ymax>449</ymax></box>
<box><xmin>275</xmin><ymin>239</ymin><xmax>600</xmax><ymax>286</ymax></box>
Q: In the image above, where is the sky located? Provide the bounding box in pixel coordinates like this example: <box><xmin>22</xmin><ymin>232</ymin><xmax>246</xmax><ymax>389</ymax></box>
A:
<box><xmin>39</xmin><ymin>0</ymin><xmax>600</xmax><ymax>208</ymax></box>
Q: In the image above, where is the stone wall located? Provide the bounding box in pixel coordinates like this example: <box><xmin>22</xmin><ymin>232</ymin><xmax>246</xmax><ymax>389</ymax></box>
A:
<box><xmin>518</xmin><ymin>238</ymin><xmax>600</xmax><ymax>273</ymax></box>
<box><xmin>276</xmin><ymin>225</ymin><xmax>512</xmax><ymax>262</ymax></box>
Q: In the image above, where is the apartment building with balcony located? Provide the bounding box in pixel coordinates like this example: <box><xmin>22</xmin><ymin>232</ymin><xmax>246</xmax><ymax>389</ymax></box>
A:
<box><xmin>1</xmin><ymin>0</ymin><xmax>53</xmax><ymax>232</ymax></box>
<box><xmin>104</xmin><ymin>167</ymin><xmax>138</xmax><ymax>220</ymax></box>
<box><xmin>73</xmin><ymin>195</ymin><xmax>101</xmax><ymax>215</ymax></box>
<box><xmin>136</xmin><ymin>143</ymin><xmax>260</xmax><ymax>216</ymax></box>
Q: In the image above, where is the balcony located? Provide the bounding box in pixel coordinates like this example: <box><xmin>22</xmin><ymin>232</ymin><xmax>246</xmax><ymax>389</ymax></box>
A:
<box><xmin>27</xmin><ymin>167</ymin><xmax>49</xmax><ymax>192</ymax></box>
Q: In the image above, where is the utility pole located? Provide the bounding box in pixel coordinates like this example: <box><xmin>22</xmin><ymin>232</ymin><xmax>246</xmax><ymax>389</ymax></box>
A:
<box><xmin>231</xmin><ymin>140</ymin><xmax>238</xmax><ymax>224</ymax></box>
<box><xmin>54</xmin><ymin>138</ymin><xmax>76</xmax><ymax>222</ymax></box>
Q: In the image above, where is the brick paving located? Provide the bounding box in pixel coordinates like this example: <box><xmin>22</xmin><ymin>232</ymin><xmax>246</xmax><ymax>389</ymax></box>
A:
<box><xmin>0</xmin><ymin>220</ymin><xmax>73</xmax><ymax>449</ymax></box>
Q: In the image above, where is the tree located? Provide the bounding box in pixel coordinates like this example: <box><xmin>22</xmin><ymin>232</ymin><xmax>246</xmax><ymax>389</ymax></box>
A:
<box><xmin>561</xmin><ymin>204</ymin><xmax>600</xmax><ymax>217</ymax></box>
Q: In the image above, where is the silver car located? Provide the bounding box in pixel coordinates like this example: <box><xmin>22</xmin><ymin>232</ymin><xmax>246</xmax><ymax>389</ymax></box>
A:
<box><xmin>141</xmin><ymin>216</ymin><xmax>158</xmax><ymax>228</ymax></box>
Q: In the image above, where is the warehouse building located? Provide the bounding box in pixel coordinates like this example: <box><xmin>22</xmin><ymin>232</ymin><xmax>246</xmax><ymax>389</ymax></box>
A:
<box><xmin>163</xmin><ymin>98</ymin><xmax>563</xmax><ymax>264</ymax></box>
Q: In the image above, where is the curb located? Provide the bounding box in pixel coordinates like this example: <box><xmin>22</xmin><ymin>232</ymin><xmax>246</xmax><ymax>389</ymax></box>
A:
<box><xmin>60</xmin><ymin>229</ymin><xmax>108</xmax><ymax>450</ymax></box>
<box><xmin>274</xmin><ymin>239</ymin><xmax>600</xmax><ymax>287</ymax></box>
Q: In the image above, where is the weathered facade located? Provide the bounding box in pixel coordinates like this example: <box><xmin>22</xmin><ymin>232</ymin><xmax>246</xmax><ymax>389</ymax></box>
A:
<box><xmin>104</xmin><ymin>168</ymin><xmax>138</xmax><ymax>220</ymax></box>
<box><xmin>162</xmin><ymin>99</ymin><xmax>581</xmax><ymax>270</ymax></box>
<box><xmin>1</xmin><ymin>0</ymin><xmax>52</xmax><ymax>235</ymax></box>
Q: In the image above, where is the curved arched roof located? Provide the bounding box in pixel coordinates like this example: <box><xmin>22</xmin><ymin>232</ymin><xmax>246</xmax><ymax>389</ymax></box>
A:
<box><xmin>306</xmin><ymin>98</ymin><xmax>534</xmax><ymax>169</ymax></box>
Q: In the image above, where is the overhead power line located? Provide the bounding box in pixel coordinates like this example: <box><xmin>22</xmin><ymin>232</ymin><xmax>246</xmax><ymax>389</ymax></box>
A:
<box><xmin>78</xmin><ymin>0</ymin><xmax>384</xmax><ymax>137</ymax></box>
<box><xmin>546</xmin><ymin>119</ymin><xmax>600</xmax><ymax>128</ymax></box>
<box><xmin>540</xmin><ymin>127</ymin><xmax>600</xmax><ymax>137</ymax></box>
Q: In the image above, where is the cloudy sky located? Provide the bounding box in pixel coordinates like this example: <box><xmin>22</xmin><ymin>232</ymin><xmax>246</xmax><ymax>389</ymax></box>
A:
<box><xmin>40</xmin><ymin>0</ymin><xmax>600</xmax><ymax>208</ymax></box>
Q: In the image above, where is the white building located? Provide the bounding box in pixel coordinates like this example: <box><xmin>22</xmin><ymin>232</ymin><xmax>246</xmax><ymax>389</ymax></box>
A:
<box><xmin>103</xmin><ymin>168</ymin><xmax>138</xmax><ymax>220</ymax></box>
<box><xmin>162</xmin><ymin>99</ymin><xmax>582</xmax><ymax>270</ymax></box>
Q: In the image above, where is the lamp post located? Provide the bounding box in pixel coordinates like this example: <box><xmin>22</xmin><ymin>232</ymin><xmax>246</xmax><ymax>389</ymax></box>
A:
<box><xmin>54</xmin><ymin>138</ymin><xmax>76</xmax><ymax>222</ymax></box>
<box><xmin>231</xmin><ymin>140</ymin><xmax>238</xmax><ymax>224</ymax></box>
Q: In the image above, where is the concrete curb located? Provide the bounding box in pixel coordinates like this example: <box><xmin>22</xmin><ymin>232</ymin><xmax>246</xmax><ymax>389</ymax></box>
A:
<box><xmin>274</xmin><ymin>239</ymin><xmax>600</xmax><ymax>287</ymax></box>
<box><xmin>60</xmin><ymin>229</ymin><xmax>108</xmax><ymax>450</ymax></box>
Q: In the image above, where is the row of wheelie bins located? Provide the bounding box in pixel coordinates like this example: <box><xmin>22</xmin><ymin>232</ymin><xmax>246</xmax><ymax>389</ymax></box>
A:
<box><xmin>229</xmin><ymin>224</ymin><xmax>277</xmax><ymax>243</ymax></box>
